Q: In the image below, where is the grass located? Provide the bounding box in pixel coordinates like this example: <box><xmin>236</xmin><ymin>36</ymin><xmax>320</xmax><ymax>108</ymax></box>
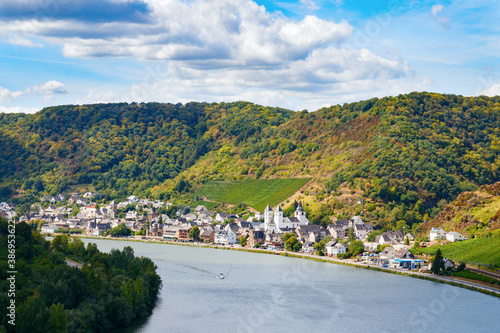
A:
<box><xmin>191</xmin><ymin>200</ymin><xmax>220</xmax><ymax>211</ymax></box>
<box><xmin>195</xmin><ymin>178</ymin><xmax>311</xmax><ymax>212</ymax></box>
<box><xmin>449</xmin><ymin>270</ymin><xmax>500</xmax><ymax>285</ymax></box>
<box><xmin>420</xmin><ymin>237</ymin><xmax>500</xmax><ymax>268</ymax></box>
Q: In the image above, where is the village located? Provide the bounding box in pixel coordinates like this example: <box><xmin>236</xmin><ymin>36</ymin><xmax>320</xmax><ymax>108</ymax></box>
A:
<box><xmin>0</xmin><ymin>192</ymin><xmax>468</xmax><ymax>273</ymax></box>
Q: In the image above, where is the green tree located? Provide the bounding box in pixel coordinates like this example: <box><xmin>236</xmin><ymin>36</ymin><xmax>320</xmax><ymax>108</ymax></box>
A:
<box><xmin>347</xmin><ymin>227</ymin><xmax>356</xmax><ymax>242</ymax></box>
<box><xmin>17</xmin><ymin>294</ymin><xmax>51</xmax><ymax>333</ymax></box>
<box><xmin>456</xmin><ymin>261</ymin><xmax>466</xmax><ymax>272</ymax></box>
<box><xmin>283</xmin><ymin>233</ymin><xmax>301</xmax><ymax>252</ymax></box>
<box><xmin>107</xmin><ymin>223</ymin><xmax>132</xmax><ymax>237</ymax></box>
<box><xmin>49</xmin><ymin>303</ymin><xmax>67</xmax><ymax>333</ymax></box>
<box><xmin>349</xmin><ymin>240</ymin><xmax>365</xmax><ymax>256</ymax></box>
<box><xmin>188</xmin><ymin>225</ymin><xmax>200</xmax><ymax>241</ymax></box>
<box><xmin>431</xmin><ymin>248</ymin><xmax>444</xmax><ymax>275</ymax></box>
<box><xmin>313</xmin><ymin>236</ymin><xmax>331</xmax><ymax>255</ymax></box>
<box><xmin>239</xmin><ymin>235</ymin><xmax>248</xmax><ymax>247</ymax></box>
<box><xmin>377</xmin><ymin>244</ymin><xmax>389</xmax><ymax>252</ymax></box>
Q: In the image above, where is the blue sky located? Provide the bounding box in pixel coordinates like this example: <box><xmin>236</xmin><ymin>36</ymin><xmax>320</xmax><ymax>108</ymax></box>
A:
<box><xmin>0</xmin><ymin>0</ymin><xmax>498</xmax><ymax>113</ymax></box>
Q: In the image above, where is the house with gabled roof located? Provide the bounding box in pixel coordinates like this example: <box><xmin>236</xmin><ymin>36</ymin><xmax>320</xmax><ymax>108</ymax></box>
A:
<box><xmin>380</xmin><ymin>246</ymin><xmax>396</xmax><ymax>261</ymax></box>
<box><xmin>430</xmin><ymin>227</ymin><xmax>447</xmax><ymax>241</ymax></box>
<box><xmin>325</xmin><ymin>241</ymin><xmax>346</xmax><ymax>257</ymax></box>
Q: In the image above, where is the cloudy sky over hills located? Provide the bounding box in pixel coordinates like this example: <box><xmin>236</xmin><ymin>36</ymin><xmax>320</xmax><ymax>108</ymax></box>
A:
<box><xmin>0</xmin><ymin>0</ymin><xmax>498</xmax><ymax>113</ymax></box>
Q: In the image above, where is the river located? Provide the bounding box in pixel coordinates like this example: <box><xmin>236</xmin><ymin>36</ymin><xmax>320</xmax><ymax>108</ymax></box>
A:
<box><xmin>80</xmin><ymin>238</ymin><xmax>500</xmax><ymax>333</ymax></box>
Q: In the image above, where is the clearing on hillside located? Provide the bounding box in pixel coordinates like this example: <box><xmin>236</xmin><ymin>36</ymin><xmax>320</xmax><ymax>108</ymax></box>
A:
<box><xmin>195</xmin><ymin>178</ymin><xmax>311</xmax><ymax>212</ymax></box>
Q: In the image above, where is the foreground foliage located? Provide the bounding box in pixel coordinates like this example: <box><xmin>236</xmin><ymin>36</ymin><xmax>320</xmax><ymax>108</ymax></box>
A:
<box><xmin>0</xmin><ymin>218</ymin><xmax>162</xmax><ymax>332</ymax></box>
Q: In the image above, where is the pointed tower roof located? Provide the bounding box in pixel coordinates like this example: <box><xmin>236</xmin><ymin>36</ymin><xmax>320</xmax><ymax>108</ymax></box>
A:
<box><xmin>265</xmin><ymin>205</ymin><xmax>272</xmax><ymax>212</ymax></box>
<box><xmin>296</xmin><ymin>201</ymin><xmax>304</xmax><ymax>211</ymax></box>
<box><xmin>275</xmin><ymin>205</ymin><xmax>282</xmax><ymax>212</ymax></box>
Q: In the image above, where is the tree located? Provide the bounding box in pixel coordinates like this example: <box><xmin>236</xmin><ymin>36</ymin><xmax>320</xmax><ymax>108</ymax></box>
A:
<box><xmin>49</xmin><ymin>303</ymin><xmax>67</xmax><ymax>333</ymax></box>
<box><xmin>404</xmin><ymin>237</ymin><xmax>410</xmax><ymax>245</ymax></box>
<box><xmin>349</xmin><ymin>240</ymin><xmax>365</xmax><ymax>256</ymax></box>
<box><xmin>456</xmin><ymin>261</ymin><xmax>466</xmax><ymax>272</ymax></box>
<box><xmin>431</xmin><ymin>248</ymin><xmax>444</xmax><ymax>275</ymax></box>
<box><xmin>107</xmin><ymin>223</ymin><xmax>132</xmax><ymax>237</ymax></box>
<box><xmin>17</xmin><ymin>294</ymin><xmax>51</xmax><ymax>333</ymax></box>
<box><xmin>313</xmin><ymin>236</ymin><xmax>331</xmax><ymax>255</ymax></box>
<box><xmin>283</xmin><ymin>233</ymin><xmax>301</xmax><ymax>252</ymax></box>
<box><xmin>347</xmin><ymin>227</ymin><xmax>356</xmax><ymax>241</ymax></box>
<box><xmin>367</xmin><ymin>230</ymin><xmax>382</xmax><ymax>242</ymax></box>
<box><xmin>239</xmin><ymin>235</ymin><xmax>248</xmax><ymax>247</ymax></box>
<box><xmin>188</xmin><ymin>225</ymin><xmax>200</xmax><ymax>241</ymax></box>
<box><xmin>377</xmin><ymin>244</ymin><xmax>389</xmax><ymax>252</ymax></box>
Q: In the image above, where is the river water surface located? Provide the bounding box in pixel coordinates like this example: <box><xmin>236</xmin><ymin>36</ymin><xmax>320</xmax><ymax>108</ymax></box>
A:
<box><xmin>81</xmin><ymin>238</ymin><xmax>500</xmax><ymax>333</ymax></box>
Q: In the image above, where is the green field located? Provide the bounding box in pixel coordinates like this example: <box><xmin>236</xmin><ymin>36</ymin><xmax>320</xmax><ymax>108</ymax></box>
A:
<box><xmin>191</xmin><ymin>200</ymin><xmax>221</xmax><ymax>211</ymax></box>
<box><xmin>420</xmin><ymin>237</ymin><xmax>500</xmax><ymax>268</ymax></box>
<box><xmin>195</xmin><ymin>178</ymin><xmax>311</xmax><ymax>212</ymax></box>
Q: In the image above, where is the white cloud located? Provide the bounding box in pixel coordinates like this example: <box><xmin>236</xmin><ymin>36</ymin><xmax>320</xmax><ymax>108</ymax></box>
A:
<box><xmin>300</xmin><ymin>0</ymin><xmax>320</xmax><ymax>12</ymax></box>
<box><xmin>479</xmin><ymin>84</ymin><xmax>500</xmax><ymax>97</ymax></box>
<box><xmin>0</xmin><ymin>0</ymin><xmax>430</xmax><ymax>111</ymax></box>
<box><xmin>431</xmin><ymin>4</ymin><xmax>444</xmax><ymax>17</ymax></box>
<box><xmin>0</xmin><ymin>87</ymin><xmax>23</xmax><ymax>103</ymax></box>
<box><xmin>1</xmin><ymin>0</ymin><xmax>353</xmax><ymax>65</ymax></box>
<box><xmin>0</xmin><ymin>81</ymin><xmax>69</xmax><ymax>105</ymax></box>
<box><xmin>7</xmin><ymin>36</ymin><xmax>43</xmax><ymax>47</ymax></box>
<box><xmin>431</xmin><ymin>4</ymin><xmax>449</xmax><ymax>24</ymax></box>
<box><xmin>0</xmin><ymin>105</ymin><xmax>39</xmax><ymax>113</ymax></box>
<box><xmin>25</xmin><ymin>80</ymin><xmax>69</xmax><ymax>102</ymax></box>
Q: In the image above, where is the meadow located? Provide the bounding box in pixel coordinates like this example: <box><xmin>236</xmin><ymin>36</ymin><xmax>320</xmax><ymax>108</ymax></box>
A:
<box><xmin>420</xmin><ymin>237</ymin><xmax>500</xmax><ymax>268</ymax></box>
<box><xmin>195</xmin><ymin>178</ymin><xmax>311</xmax><ymax>212</ymax></box>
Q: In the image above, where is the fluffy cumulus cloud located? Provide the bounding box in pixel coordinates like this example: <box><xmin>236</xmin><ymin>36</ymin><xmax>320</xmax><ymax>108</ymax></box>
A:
<box><xmin>0</xmin><ymin>81</ymin><xmax>68</xmax><ymax>106</ymax></box>
<box><xmin>480</xmin><ymin>84</ymin><xmax>500</xmax><ymax>97</ymax></box>
<box><xmin>0</xmin><ymin>0</ymin><xmax>422</xmax><ymax>110</ymax></box>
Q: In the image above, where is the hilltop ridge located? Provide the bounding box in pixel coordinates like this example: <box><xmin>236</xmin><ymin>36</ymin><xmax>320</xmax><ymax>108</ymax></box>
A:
<box><xmin>1</xmin><ymin>92</ymin><xmax>500</xmax><ymax>233</ymax></box>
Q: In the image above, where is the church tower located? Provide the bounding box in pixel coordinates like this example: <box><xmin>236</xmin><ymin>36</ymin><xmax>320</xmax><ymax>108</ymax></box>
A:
<box><xmin>264</xmin><ymin>205</ymin><xmax>273</xmax><ymax>231</ymax></box>
<box><xmin>294</xmin><ymin>201</ymin><xmax>307</xmax><ymax>225</ymax></box>
<box><xmin>109</xmin><ymin>200</ymin><xmax>117</xmax><ymax>219</ymax></box>
<box><xmin>274</xmin><ymin>205</ymin><xmax>284</xmax><ymax>229</ymax></box>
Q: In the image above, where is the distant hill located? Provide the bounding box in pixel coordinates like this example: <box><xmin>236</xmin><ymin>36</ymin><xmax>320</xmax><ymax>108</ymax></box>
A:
<box><xmin>2</xmin><ymin>92</ymin><xmax>500</xmax><ymax>232</ymax></box>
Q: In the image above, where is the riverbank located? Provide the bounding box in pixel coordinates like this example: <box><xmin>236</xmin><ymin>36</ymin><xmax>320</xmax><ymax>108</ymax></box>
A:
<box><xmin>72</xmin><ymin>235</ymin><xmax>500</xmax><ymax>298</ymax></box>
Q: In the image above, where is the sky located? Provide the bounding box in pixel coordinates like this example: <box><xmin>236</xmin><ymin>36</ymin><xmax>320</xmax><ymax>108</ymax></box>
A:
<box><xmin>0</xmin><ymin>0</ymin><xmax>498</xmax><ymax>113</ymax></box>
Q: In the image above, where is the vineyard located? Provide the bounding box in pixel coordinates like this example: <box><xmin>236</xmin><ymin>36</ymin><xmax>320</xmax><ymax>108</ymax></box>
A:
<box><xmin>195</xmin><ymin>178</ymin><xmax>311</xmax><ymax>212</ymax></box>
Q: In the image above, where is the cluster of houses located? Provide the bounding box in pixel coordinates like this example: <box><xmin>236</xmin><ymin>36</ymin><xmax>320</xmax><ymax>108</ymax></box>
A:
<box><xmin>429</xmin><ymin>227</ymin><xmax>468</xmax><ymax>242</ymax></box>
<box><xmin>16</xmin><ymin>193</ymin><xmax>169</xmax><ymax>236</ymax></box>
<box><xmin>0</xmin><ymin>202</ymin><xmax>16</xmax><ymax>220</ymax></box>
<box><xmin>2</xmin><ymin>191</ymin><xmax>467</xmax><ymax>272</ymax></box>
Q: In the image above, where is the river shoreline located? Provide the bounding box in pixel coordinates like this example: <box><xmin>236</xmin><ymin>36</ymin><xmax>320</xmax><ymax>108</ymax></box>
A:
<box><xmin>70</xmin><ymin>235</ymin><xmax>500</xmax><ymax>298</ymax></box>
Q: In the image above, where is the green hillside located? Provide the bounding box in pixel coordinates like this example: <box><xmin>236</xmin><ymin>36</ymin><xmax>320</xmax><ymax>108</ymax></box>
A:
<box><xmin>2</xmin><ymin>92</ymin><xmax>500</xmax><ymax>232</ymax></box>
<box><xmin>420</xmin><ymin>237</ymin><xmax>500</xmax><ymax>268</ymax></box>
<box><xmin>195</xmin><ymin>178</ymin><xmax>311</xmax><ymax>212</ymax></box>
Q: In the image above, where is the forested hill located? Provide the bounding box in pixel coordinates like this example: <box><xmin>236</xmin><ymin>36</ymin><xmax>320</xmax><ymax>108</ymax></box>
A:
<box><xmin>0</xmin><ymin>101</ymin><xmax>293</xmax><ymax>203</ymax></box>
<box><xmin>2</xmin><ymin>93</ymin><xmax>500</xmax><ymax>231</ymax></box>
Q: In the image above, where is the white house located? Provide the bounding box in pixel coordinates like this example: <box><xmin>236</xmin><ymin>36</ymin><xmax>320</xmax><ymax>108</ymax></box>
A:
<box><xmin>430</xmin><ymin>228</ymin><xmax>447</xmax><ymax>241</ymax></box>
<box><xmin>126</xmin><ymin>196</ymin><xmax>139</xmax><ymax>204</ymax></box>
<box><xmin>214</xmin><ymin>229</ymin><xmax>237</xmax><ymax>245</ymax></box>
<box><xmin>443</xmin><ymin>258</ymin><xmax>455</xmax><ymax>270</ymax></box>
<box><xmin>446</xmin><ymin>231</ymin><xmax>467</xmax><ymax>242</ymax></box>
<box><xmin>380</xmin><ymin>246</ymin><xmax>396</xmax><ymax>260</ymax></box>
<box><xmin>325</xmin><ymin>241</ymin><xmax>346</xmax><ymax>257</ymax></box>
<box><xmin>40</xmin><ymin>223</ymin><xmax>58</xmax><ymax>233</ymax></box>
